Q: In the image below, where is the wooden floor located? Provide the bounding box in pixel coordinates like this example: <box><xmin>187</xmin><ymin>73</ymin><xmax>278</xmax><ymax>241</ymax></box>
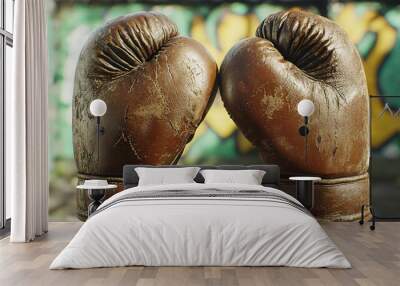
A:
<box><xmin>0</xmin><ymin>222</ymin><xmax>399</xmax><ymax>286</ymax></box>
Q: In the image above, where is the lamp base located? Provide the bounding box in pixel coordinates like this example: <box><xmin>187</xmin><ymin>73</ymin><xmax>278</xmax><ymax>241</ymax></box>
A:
<box><xmin>298</xmin><ymin>125</ymin><xmax>309</xmax><ymax>136</ymax></box>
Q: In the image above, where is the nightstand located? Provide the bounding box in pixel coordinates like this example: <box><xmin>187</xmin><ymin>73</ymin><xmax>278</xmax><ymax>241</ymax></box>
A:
<box><xmin>77</xmin><ymin>180</ymin><xmax>117</xmax><ymax>217</ymax></box>
<box><xmin>289</xmin><ymin>176</ymin><xmax>321</xmax><ymax>209</ymax></box>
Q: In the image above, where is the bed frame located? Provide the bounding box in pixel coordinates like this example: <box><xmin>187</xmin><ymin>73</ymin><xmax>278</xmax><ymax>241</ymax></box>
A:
<box><xmin>123</xmin><ymin>165</ymin><xmax>280</xmax><ymax>189</ymax></box>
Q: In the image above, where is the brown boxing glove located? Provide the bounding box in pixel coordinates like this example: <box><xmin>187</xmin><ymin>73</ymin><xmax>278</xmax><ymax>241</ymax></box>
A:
<box><xmin>220</xmin><ymin>9</ymin><xmax>369</xmax><ymax>220</ymax></box>
<box><xmin>73</xmin><ymin>11</ymin><xmax>218</xmax><ymax>178</ymax></box>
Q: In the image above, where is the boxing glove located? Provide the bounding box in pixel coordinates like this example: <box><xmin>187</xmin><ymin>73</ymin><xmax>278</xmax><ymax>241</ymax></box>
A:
<box><xmin>73</xmin><ymin>11</ymin><xmax>217</xmax><ymax>176</ymax></box>
<box><xmin>73</xmin><ymin>12</ymin><xmax>217</xmax><ymax>219</ymax></box>
<box><xmin>220</xmin><ymin>9</ymin><xmax>369</xmax><ymax>220</ymax></box>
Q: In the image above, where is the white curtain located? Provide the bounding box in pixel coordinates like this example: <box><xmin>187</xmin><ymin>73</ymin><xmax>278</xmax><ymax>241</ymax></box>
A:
<box><xmin>8</xmin><ymin>0</ymin><xmax>49</xmax><ymax>242</ymax></box>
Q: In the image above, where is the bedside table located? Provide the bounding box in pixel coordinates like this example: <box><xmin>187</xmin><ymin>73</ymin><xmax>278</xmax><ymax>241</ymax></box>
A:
<box><xmin>77</xmin><ymin>181</ymin><xmax>117</xmax><ymax>217</ymax></box>
<box><xmin>289</xmin><ymin>176</ymin><xmax>321</xmax><ymax>209</ymax></box>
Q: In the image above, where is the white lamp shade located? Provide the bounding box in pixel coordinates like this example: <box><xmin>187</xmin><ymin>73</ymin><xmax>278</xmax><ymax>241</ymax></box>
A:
<box><xmin>89</xmin><ymin>99</ymin><xmax>107</xmax><ymax>117</ymax></box>
<box><xmin>297</xmin><ymin>99</ymin><xmax>315</xmax><ymax>117</ymax></box>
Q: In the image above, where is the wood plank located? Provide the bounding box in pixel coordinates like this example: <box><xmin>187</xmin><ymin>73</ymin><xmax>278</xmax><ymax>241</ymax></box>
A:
<box><xmin>0</xmin><ymin>222</ymin><xmax>399</xmax><ymax>286</ymax></box>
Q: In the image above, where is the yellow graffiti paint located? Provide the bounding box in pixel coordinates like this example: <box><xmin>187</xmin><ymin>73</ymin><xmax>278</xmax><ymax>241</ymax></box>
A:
<box><xmin>191</xmin><ymin>16</ymin><xmax>221</xmax><ymax>64</ymax></box>
<box><xmin>237</xmin><ymin>131</ymin><xmax>254</xmax><ymax>153</ymax></box>
<box><xmin>335</xmin><ymin>4</ymin><xmax>376</xmax><ymax>43</ymax></box>
<box><xmin>192</xmin><ymin>12</ymin><xmax>257</xmax><ymax>66</ymax></box>
<box><xmin>204</xmin><ymin>100</ymin><xmax>237</xmax><ymax>138</ymax></box>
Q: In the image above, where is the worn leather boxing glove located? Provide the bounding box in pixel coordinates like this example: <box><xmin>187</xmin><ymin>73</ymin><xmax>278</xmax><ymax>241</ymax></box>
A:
<box><xmin>73</xmin><ymin>11</ymin><xmax>218</xmax><ymax>177</ymax></box>
<box><xmin>220</xmin><ymin>9</ymin><xmax>369</xmax><ymax>220</ymax></box>
<box><xmin>73</xmin><ymin>12</ymin><xmax>217</xmax><ymax>220</ymax></box>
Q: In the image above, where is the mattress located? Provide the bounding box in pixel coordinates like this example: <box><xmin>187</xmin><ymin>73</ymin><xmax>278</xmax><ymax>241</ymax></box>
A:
<box><xmin>50</xmin><ymin>183</ymin><xmax>350</xmax><ymax>269</ymax></box>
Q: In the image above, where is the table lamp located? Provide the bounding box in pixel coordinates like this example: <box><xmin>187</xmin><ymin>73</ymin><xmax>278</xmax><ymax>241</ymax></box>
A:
<box><xmin>297</xmin><ymin>99</ymin><xmax>315</xmax><ymax>162</ymax></box>
<box><xmin>89</xmin><ymin>99</ymin><xmax>107</xmax><ymax>161</ymax></box>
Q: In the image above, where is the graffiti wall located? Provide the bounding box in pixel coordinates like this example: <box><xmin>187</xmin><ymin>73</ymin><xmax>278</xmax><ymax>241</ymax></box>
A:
<box><xmin>332</xmin><ymin>3</ymin><xmax>400</xmax><ymax>156</ymax></box>
<box><xmin>48</xmin><ymin>1</ymin><xmax>400</xmax><ymax>219</ymax></box>
<box><xmin>331</xmin><ymin>3</ymin><xmax>400</xmax><ymax>217</ymax></box>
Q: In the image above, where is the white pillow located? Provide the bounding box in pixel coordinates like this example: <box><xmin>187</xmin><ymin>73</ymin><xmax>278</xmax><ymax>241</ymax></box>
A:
<box><xmin>135</xmin><ymin>167</ymin><xmax>200</xmax><ymax>186</ymax></box>
<box><xmin>200</xmin><ymin>169</ymin><xmax>266</xmax><ymax>185</ymax></box>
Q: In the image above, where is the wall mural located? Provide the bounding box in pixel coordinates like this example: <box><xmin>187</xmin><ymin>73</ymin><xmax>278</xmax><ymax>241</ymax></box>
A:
<box><xmin>332</xmin><ymin>3</ymin><xmax>400</xmax><ymax>156</ymax></box>
<box><xmin>332</xmin><ymin>3</ymin><xmax>400</xmax><ymax>218</ymax></box>
<box><xmin>48</xmin><ymin>1</ymin><xmax>400</xmax><ymax>219</ymax></box>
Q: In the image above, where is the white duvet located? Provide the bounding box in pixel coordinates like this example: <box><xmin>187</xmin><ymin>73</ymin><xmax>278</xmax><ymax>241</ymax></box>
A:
<box><xmin>50</xmin><ymin>183</ymin><xmax>350</xmax><ymax>269</ymax></box>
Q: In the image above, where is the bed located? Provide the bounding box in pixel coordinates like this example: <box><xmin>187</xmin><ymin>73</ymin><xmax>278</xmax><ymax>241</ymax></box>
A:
<box><xmin>50</xmin><ymin>165</ymin><xmax>350</xmax><ymax>269</ymax></box>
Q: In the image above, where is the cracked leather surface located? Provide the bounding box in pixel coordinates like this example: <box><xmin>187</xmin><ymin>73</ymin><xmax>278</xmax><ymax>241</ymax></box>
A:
<box><xmin>73</xmin><ymin>12</ymin><xmax>218</xmax><ymax>177</ymax></box>
<box><xmin>220</xmin><ymin>9</ymin><xmax>369</xmax><ymax>178</ymax></box>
